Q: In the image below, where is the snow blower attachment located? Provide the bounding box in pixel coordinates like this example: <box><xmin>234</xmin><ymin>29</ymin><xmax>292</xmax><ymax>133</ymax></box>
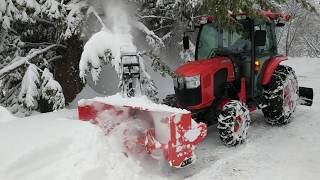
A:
<box><xmin>78</xmin><ymin>95</ymin><xmax>207</xmax><ymax>168</ymax></box>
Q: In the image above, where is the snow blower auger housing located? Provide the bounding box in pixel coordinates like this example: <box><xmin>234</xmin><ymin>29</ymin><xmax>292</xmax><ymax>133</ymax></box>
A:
<box><xmin>78</xmin><ymin>95</ymin><xmax>207</xmax><ymax>168</ymax></box>
<box><xmin>164</xmin><ymin>11</ymin><xmax>314</xmax><ymax>146</ymax></box>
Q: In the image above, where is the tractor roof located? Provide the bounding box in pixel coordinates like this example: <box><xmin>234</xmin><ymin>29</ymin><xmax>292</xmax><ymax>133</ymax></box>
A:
<box><xmin>195</xmin><ymin>11</ymin><xmax>290</xmax><ymax>25</ymax></box>
<box><xmin>260</xmin><ymin>11</ymin><xmax>291</xmax><ymax>21</ymax></box>
<box><xmin>236</xmin><ymin>10</ymin><xmax>291</xmax><ymax>21</ymax></box>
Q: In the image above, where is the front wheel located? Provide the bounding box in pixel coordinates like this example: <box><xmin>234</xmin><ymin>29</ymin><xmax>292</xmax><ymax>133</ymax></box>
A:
<box><xmin>217</xmin><ymin>101</ymin><xmax>251</xmax><ymax>146</ymax></box>
<box><xmin>262</xmin><ymin>65</ymin><xmax>299</xmax><ymax>125</ymax></box>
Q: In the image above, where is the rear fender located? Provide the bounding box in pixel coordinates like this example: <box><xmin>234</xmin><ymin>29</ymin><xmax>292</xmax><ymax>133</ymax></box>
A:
<box><xmin>260</xmin><ymin>55</ymin><xmax>288</xmax><ymax>85</ymax></box>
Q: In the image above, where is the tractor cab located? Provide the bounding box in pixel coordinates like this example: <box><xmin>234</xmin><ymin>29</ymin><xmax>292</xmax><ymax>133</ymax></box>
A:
<box><xmin>195</xmin><ymin>19</ymin><xmax>253</xmax><ymax>60</ymax></box>
<box><xmin>194</xmin><ymin>18</ymin><xmax>275</xmax><ymax>62</ymax></box>
<box><xmin>176</xmin><ymin>13</ymin><xmax>288</xmax><ymax>112</ymax></box>
<box><xmin>164</xmin><ymin>11</ymin><xmax>313</xmax><ymax>146</ymax></box>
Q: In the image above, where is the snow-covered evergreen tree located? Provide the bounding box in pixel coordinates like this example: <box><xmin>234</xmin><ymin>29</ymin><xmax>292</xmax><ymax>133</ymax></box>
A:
<box><xmin>0</xmin><ymin>0</ymin><xmax>90</xmax><ymax>116</ymax></box>
<box><xmin>79</xmin><ymin>30</ymin><xmax>115</xmax><ymax>83</ymax></box>
<box><xmin>41</xmin><ymin>68</ymin><xmax>65</xmax><ymax>111</ymax></box>
<box><xmin>18</xmin><ymin>63</ymin><xmax>40</xmax><ymax>114</ymax></box>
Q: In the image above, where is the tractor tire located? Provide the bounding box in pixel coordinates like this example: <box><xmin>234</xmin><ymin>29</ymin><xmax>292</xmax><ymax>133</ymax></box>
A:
<box><xmin>217</xmin><ymin>100</ymin><xmax>251</xmax><ymax>146</ymax></box>
<box><xmin>262</xmin><ymin>65</ymin><xmax>299</xmax><ymax>125</ymax></box>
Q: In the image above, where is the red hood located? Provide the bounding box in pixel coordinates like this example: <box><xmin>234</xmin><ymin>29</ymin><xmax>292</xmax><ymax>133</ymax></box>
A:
<box><xmin>175</xmin><ymin>56</ymin><xmax>232</xmax><ymax>77</ymax></box>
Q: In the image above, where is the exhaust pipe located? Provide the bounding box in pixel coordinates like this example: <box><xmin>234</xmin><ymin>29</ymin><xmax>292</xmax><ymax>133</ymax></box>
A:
<box><xmin>299</xmin><ymin>87</ymin><xmax>314</xmax><ymax>106</ymax></box>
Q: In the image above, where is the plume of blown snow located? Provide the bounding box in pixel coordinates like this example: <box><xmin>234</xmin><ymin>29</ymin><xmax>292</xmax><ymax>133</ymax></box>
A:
<box><xmin>79</xmin><ymin>0</ymin><xmax>137</xmax><ymax>83</ymax></box>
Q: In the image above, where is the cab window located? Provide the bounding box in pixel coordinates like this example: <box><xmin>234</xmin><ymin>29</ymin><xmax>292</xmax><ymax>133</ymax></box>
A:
<box><xmin>255</xmin><ymin>23</ymin><xmax>275</xmax><ymax>55</ymax></box>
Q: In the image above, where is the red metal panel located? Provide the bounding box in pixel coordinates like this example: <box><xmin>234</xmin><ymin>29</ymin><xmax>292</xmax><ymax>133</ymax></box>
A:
<box><xmin>78</xmin><ymin>102</ymin><xmax>115</xmax><ymax>121</ymax></box>
<box><xmin>238</xmin><ymin>77</ymin><xmax>247</xmax><ymax>103</ymax></box>
<box><xmin>78</xmin><ymin>100</ymin><xmax>207</xmax><ymax>168</ymax></box>
<box><xmin>78</xmin><ymin>106</ymin><xmax>97</xmax><ymax>121</ymax></box>
<box><xmin>176</xmin><ymin>56</ymin><xmax>235</xmax><ymax>110</ymax></box>
<box><xmin>260</xmin><ymin>11</ymin><xmax>291</xmax><ymax>21</ymax></box>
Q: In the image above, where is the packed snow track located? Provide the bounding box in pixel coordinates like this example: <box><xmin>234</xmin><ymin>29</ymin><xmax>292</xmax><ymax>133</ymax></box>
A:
<box><xmin>0</xmin><ymin>58</ymin><xmax>319</xmax><ymax>180</ymax></box>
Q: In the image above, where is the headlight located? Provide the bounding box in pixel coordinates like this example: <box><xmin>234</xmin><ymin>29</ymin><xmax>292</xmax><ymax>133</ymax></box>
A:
<box><xmin>185</xmin><ymin>75</ymin><xmax>200</xmax><ymax>89</ymax></box>
<box><xmin>174</xmin><ymin>75</ymin><xmax>200</xmax><ymax>89</ymax></box>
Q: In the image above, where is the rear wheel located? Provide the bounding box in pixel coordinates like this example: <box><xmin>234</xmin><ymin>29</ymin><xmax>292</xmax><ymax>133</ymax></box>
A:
<box><xmin>218</xmin><ymin>100</ymin><xmax>251</xmax><ymax>146</ymax></box>
<box><xmin>262</xmin><ymin>65</ymin><xmax>299</xmax><ymax>125</ymax></box>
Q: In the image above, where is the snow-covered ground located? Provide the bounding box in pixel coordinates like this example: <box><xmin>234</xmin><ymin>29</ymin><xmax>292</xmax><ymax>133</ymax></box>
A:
<box><xmin>0</xmin><ymin>57</ymin><xmax>319</xmax><ymax>180</ymax></box>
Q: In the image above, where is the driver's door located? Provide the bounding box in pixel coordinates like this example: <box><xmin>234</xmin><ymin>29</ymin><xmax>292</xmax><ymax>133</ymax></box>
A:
<box><xmin>254</xmin><ymin>22</ymin><xmax>277</xmax><ymax>91</ymax></box>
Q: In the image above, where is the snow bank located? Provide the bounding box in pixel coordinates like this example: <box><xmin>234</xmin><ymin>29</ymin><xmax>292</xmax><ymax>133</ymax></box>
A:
<box><xmin>0</xmin><ymin>106</ymin><xmax>15</xmax><ymax>123</ymax></box>
<box><xmin>283</xmin><ymin>57</ymin><xmax>320</xmax><ymax>88</ymax></box>
<box><xmin>0</xmin><ymin>110</ymin><xmax>166</xmax><ymax>180</ymax></box>
<box><xmin>78</xmin><ymin>93</ymin><xmax>189</xmax><ymax>114</ymax></box>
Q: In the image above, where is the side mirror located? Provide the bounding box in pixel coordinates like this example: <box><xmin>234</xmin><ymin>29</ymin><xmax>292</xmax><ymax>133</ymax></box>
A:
<box><xmin>276</xmin><ymin>21</ymin><xmax>286</xmax><ymax>27</ymax></box>
<box><xmin>183</xmin><ymin>36</ymin><xmax>190</xmax><ymax>50</ymax></box>
<box><xmin>275</xmin><ymin>16</ymin><xmax>289</xmax><ymax>27</ymax></box>
<box><xmin>254</xmin><ymin>30</ymin><xmax>266</xmax><ymax>46</ymax></box>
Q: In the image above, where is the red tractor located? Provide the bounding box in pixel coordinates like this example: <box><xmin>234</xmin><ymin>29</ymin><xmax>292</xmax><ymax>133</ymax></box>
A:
<box><xmin>164</xmin><ymin>11</ymin><xmax>314</xmax><ymax>146</ymax></box>
<box><xmin>78</xmin><ymin>11</ymin><xmax>314</xmax><ymax>168</ymax></box>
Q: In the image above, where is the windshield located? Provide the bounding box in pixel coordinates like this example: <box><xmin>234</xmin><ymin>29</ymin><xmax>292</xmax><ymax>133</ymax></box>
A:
<box><xmin>196</xmin><ymin>22</ymin><xmax>251</xmax><ymax>60</ymax></box>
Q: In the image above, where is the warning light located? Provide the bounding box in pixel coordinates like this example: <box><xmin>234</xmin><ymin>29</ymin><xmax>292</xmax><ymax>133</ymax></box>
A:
<box><xmin>255</xmin><ymin>60</ymin><xmax>261</xmax><ymax>73</ymax></box>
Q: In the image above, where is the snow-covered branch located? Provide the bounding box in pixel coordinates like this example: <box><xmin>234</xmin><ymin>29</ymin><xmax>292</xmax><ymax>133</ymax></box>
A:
<box><xmin>0</xmin><ymin>82</ymin><xmax>21</xmax><ymax>105</ymax></box>
<box><xmin>63</xmin><ymin>1</ymin><xmax>89</xmax><ymax>39</ymax></box>
<box><xmin>79</xmin><ymin>30</ymin><xmax>116</xmax><ymax>83</ymax></box>
<box><xmin>134</xmin><ymin>22</ymin><xmax>165</xmax><ymax>50</ymax></box>
<box><xmin>153</xmin><ymin>25</ymin><xmax>173</xmax><ymax>33</ymax></box>
<box><xmin>86</xmin><ymin>6</ymin><xmax>106</xmax><ymax>29</ymax></box>
<box><xmin>23</xmin><ymin>42</ymin><xmax>56</xmax><ymax>47</ymax></box>
<box><xmin>303</xmin><ymin>36</ymin><xmax>320</xmax><ymax>57</ymax></box>
<box><xmin>19</xmin><ymin>64</ymin><xmax>40</xmax><ymax>110</ymax></box>
<box><xmin>0</xmin><ymin>44</ymin><xmax>65</xmax><ymax>78</ymax></box>
<box><xmin>161</xmin><ymin>31</ymin><xmax>173</xmax><ymax>41</ymax></box>
<box><xmin>0</xmin><ymin>0</ymin><xmax>89</xmax><ymax>115</ymax></box>
<box><xmin>33</xmin><ymin>17</ymin><xmax>56</xmax><ymax>25</ymax></box>
<box><xmin>148</xmin><ymin>52</ymin><xmax>176</xmax><ymax>78</ymax></box>
<box><xmin>41</xmin><ymin>68</ymin><xmax>65</xmax><ymax>110</ymax></box>
<box><xmin>47</xmin><ymin>55</ymin><xmax>63</xmax><ymax>64</ymax></box>
<box><xmin>138</xmin><ymin>15</ymin><xmax>175</xmax><ymax>21</ymax></box>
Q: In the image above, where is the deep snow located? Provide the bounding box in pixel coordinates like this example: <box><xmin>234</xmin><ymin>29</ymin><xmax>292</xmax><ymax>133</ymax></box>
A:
<box><xmin>79</xmin><ymin>93</ymin><xmax>189</xmax><ymax>114</ymax></box>
<box><xmin>0</xmin><ymin>57</ymin><xmax>319</xmax><ymax>180</ymax></box>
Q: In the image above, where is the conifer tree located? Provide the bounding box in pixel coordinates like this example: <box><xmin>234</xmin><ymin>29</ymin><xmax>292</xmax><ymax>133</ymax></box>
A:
<box><xmin>0</xmin><ymin>0</ymin><xmax>89</xmax><ymax>116</ymax></box>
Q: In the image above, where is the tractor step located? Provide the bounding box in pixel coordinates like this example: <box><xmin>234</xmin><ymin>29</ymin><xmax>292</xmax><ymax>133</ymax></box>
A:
<box><xmin>299</xmin><ymin>87</ymin><xmax>313</xmax><ymax>106</ymax></box>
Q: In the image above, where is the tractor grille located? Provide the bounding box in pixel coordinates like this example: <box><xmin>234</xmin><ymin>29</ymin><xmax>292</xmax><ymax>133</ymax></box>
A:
<box><xmin>174</xmin><ymin>86</ymin><xmax>202</xmax><ymax>107</ymax></box>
